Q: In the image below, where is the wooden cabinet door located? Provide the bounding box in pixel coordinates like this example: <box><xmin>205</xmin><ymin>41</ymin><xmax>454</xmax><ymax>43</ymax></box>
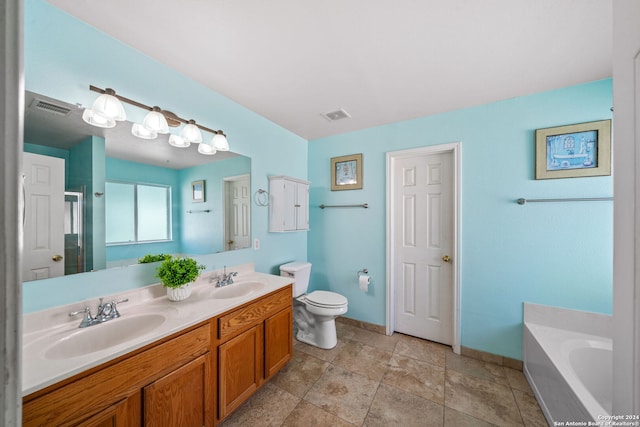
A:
<box><xmin>143</xmin><ymin>353</ymin><xmax>212</xmax><ymax>427</ymax></box>
<box><xmin>218</xmin><ymin>325</ymin><xmax>262</xmax><ymax>420</ymax></box>
<box><xmin>264</xmin><ymin>307</ymin><xmax>293</xmax><ymax>379</ymax></box>
<box><xmin>75</xmin><ymin>393</ymin><xmax>141</xmax><ymax>427</ymax></box>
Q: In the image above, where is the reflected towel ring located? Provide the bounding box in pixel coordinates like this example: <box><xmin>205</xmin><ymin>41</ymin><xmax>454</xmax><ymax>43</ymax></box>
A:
<box><xmin>254</xmin><ymin>189</ymin><xmax>269</xmax><ymax>206</ymax></box>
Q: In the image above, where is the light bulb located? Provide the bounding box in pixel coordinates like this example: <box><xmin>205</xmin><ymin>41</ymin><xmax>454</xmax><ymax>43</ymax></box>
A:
<box><xmin>131</xmin><ymin>123</ymin><xmax>158</xmax><ymax>139</ymax></box>
<box><xmin>168</xmin><ymin>134</ymin><xmax>190</xmax><ymax>148</ymax></box>
<box><xmin>142</xmin><ymin>107</ymin><xmax>169</xmax><ymax>134</ymax></box>
<box><xmin>180</xmin><ymin>120</ymin><xmax>203</xmax><ymax>144</ymax></box>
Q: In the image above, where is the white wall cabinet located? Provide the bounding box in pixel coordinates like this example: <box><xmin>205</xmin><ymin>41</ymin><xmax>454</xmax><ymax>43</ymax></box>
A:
<box><xmin>268</xmin><ymin>176</ymin><xmax>310</xmax><ymax>232</ymax></box>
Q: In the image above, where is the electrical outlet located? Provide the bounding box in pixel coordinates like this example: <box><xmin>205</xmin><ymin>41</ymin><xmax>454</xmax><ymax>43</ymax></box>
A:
<box><xmin>253</xmin><ymin>238</ymin><xmax>260</xmax><ymax>250</ymax></box>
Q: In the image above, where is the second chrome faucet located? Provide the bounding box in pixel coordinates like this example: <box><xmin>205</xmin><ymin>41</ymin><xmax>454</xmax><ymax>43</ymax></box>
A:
<box><xmin>69</xmin><ymin>297</ymin><xmax>129</xmax><ymax>328</ymax></box>
<box><xmin>212</xmin><ymin>266</ymin><xmax>238</xmax><ymax>287</ymax></box>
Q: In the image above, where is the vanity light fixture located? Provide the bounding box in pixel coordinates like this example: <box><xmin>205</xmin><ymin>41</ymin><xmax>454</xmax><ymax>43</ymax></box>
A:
<box><xmin>141</xmin><ymin>106</ymin><xmax>170</xmax><ymax>134</ymax></box>
<box><xmin>211</xmin><ymin>131</ymin><xmax>229</xmax><ymax>151</ymax></box>
<box><xmin>198</xmin><ymin>140</ymin><xmax>217</xmax><ymax>155</ymax></box>
<box><xmin>81</xmin><ymin>88</ymin><xmax>126</xmax><ymax>128</ymax></box>
<box><xmin>84</xmin><ymin>85</ymin><xmax>229</xmax><ymax>154</ymax></box>
<box><xmin>181</xmin><ymin>120</ymin><xmax>203</xmax><ymax>144</ymax></box>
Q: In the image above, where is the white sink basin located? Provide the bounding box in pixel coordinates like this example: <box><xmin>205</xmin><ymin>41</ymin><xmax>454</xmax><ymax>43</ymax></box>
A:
<box><xmin>44</xmin><ymin>313</ymin><xmax>167</xmax><ymax>360</ymax></box>
<box><xmin>209</xmin><ymin>281</ymin><xmax>265</xmax><ymax>299</ymax></box>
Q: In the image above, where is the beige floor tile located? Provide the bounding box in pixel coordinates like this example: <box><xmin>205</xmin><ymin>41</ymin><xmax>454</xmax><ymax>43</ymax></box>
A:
<box><xmin>336</xmin><ymin>321</ymin><xmax>359</xmax><ymax>341</ymax></box>
<box><xmin>445</xmin><ymin>352</ymin><xmax>510</xmax><ymax>387</ymax></box>
<box><xmin>294</xmin><ymin>337</ymin><xmax>347</xmax><ymax>362</ymax></box>
<box><xmin>505</xmin><ymin>368</ymin><xmax>534</xmax><ymax>395</ymax></box>
<box><xmin>364</xmin><ymin>383</ymin><xmax>443</xmax><ymax>427</ymax></box>
<box><xmin>394</xmin><ymin>334</ymin><xmax>448</xmax><ymax>367</ymax></box>
<box><xmin>270</xmin><ymin>351</ymin><xmax>330</xmax><ymax>398</ymax></box>
<box><xmin>219</xmin><ymin>382</ymin><xmax>299</xmax><ymax>427</ymax></box>
<box><xmin>513</xmin><ymin>389</ymin><xmax>548</xmax><ymax>427</ymax></box>
<box><xmin>303</xmin><ymin>365</ymin><xmax>379</xmax><ymax>425</ymax></box>
<box><xmin>349</xmin><ymin>327</ymin><xmax>400</xmax><ymax>353</ymax></box>
<box><xmin>382</xmin><ymin>354</ymin><xmax>445</xmax><ymax>404</ymax></box>
<box><xmin>332</xmin><ymin>339</ymin><xmax>392</xmax><ymax>381</ymax></box>
<box><xmin>445</xmin><ymin>370</ymin><xmax>523</xmax><ymax>427</ymax></box>
<box><xmin>444</xmin><ymin>406</ymin><xmax>498</xmax><ymax>427</ymax></box>
<box><xmin>281</xmin><ymin>400</ymin><xmax>355</xmax><ymax>427</ymax></box>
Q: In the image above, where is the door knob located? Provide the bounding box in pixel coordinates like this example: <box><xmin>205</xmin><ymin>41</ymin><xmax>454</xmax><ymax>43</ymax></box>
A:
<box><xmin>227</xmin><ymin>240</ymin><xmax>234</xmax><ymax>245</ymax></box>
<box><xmin>52</xmin><ymin>255</ymin><xmax>63</xmax><ymax>262</ymax></box>
<box><xmin>442</xmin><ymin>255</ymin><xmax>451</xmax><ymax>263</ymax></box>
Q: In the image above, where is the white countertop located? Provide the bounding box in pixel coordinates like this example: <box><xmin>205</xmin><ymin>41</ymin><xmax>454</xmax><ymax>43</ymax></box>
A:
<box><xmin>22</xmin><ymin>264</ymin><xmax>292</xmax><ymax>396</ymax></box>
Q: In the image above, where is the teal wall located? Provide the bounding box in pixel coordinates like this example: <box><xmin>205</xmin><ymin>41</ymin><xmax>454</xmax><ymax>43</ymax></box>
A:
<box><xmin>178</xmin><ymin>156</ymin><xmax>251</xmax><ymax>254</ymax></box>
<box><xmin>22</xmin><ymin>0</ymin><xmax>613</xmax><ymax>361</ymax></box>
<box><xmin>23</xmin><ymin>0</ymin><xmax>308</xmax><ymax>312</ymax></box>
<box><xmin>308</xmin><ymin>79</ymin><xmax>613</xmax><ymax>359</ymax></box>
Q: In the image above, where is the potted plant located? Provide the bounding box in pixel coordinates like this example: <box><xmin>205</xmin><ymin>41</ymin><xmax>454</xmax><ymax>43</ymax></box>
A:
<box><xmin>138</xmin><ymin>253</ymin><xmax>173</xmax><ymax>264</ymax></box>
<box><xmin>156</xmin><ymin>256</ymin><xmax>205</xmax><ymax>301</ymax></box>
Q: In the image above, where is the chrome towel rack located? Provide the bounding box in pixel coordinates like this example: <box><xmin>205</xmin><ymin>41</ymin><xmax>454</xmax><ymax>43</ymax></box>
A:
<box><xmin>516</xmin><ymin>197</ymin><xmax>613</xmax><ymax>205</ymax></box>
<box><xmin>319</xmin><ymin>203</ymin><xmax>369</xmax><ymax>209</ymax></box>
<box><xmin>186</xmin><ymin>209</ymin><xmax>211</xmax><ymax>213</ymax></box>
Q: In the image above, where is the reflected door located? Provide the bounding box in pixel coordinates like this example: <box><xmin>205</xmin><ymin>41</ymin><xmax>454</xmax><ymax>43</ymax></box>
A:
<box><xmin>23</xmin><ymin>152</ymin><xmax>65</xmax><ymax>281</ymax></box>
<box><xmin>225</xmin><ymin>174</ymin><xmax>251</xmax><ymax>250</ymax></box>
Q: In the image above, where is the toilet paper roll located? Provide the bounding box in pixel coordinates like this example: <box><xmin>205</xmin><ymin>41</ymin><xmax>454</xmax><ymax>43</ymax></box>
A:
<box><xmin>359</xmin><ymin>275</ymin><xmax>370</xmax><ymax>292</ymax></box>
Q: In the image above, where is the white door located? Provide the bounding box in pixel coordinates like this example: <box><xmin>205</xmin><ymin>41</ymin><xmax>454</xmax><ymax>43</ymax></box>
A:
<box><xmin>23</xmin><ymin>152</ymin><xmax>65</xmax><ymax>281</ymax></box>
<box><xmin>225</xmin><ymin>174</ymin><xmax>251</xmax><ymax>250</ymax></box>
<box><xmin>391</xmin><ymin>150</ymin><xmax>454</xmax><ymax>344</ymax></box>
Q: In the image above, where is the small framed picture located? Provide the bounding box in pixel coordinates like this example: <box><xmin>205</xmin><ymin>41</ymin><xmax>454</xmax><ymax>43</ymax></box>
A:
<box><xmin>191</xmin><ymin>180</ymin><xmax>205</xmax><ymax>202</ymax></box>
<box><xmin>535</xmin><ymin>120</ymin><xmax>611</xmax><ymax>179</ymax></box>
<box><xmin>331</xmin><ymin>153</ymin><xmax>363</xmax><ymax>191</ymax></box>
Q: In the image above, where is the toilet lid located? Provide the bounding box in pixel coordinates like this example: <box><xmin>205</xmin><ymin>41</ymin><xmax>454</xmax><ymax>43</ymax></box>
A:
<box><xmin>305</xmin><ymin>291</ymin><xmax>348</xmax><ymax>307</ymax></box>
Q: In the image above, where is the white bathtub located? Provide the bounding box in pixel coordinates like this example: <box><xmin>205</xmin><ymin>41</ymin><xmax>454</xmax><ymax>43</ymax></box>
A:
<box><xmin>523</xmin><ymin>303</ymin><xmax>612</xmax><ymax>424</ymax></box>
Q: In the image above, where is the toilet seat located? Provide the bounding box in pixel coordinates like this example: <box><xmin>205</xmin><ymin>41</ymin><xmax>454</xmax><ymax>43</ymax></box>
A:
<box><xmin>304</xmin><ymin>291</ymin><xmax>348</xmax><ymax>308</ymax></box>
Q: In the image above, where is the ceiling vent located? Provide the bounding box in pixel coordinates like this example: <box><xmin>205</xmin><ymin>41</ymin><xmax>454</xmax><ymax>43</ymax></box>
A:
<box><xmin>321</xmin><ymin>108</ymin><xmax>351</xmax><ymax>122</ymax></box>
<box><xmin>30</xmin><ymin>98</ymin><xmax>72</xmax><ymax>116</ymax></box>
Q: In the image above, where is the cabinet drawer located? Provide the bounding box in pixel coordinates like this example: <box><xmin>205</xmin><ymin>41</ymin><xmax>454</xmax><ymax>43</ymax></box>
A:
<box><xmin>218</xmin><ymin>286</ymin><xmax>291</xmax><ymax>341</ymax></box>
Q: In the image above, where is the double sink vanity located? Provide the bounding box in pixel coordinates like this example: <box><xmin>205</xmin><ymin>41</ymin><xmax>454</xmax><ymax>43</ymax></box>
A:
<box><xmin>22</xmin><ymin>264</ymin><xmax>293</xmax><ymax>426</ymax></box>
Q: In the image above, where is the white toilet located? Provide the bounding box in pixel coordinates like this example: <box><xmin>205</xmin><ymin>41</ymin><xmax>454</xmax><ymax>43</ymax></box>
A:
<box><xmin>280</xmin><ymin>261</ymin><xmax>348</xmax><ymax>349</ymax></box>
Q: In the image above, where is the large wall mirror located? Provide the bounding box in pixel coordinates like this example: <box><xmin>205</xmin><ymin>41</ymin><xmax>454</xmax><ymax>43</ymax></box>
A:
<box><xmin>23</xmin><ymin>91</ymin><xmax>251</xmax><ymax>282</ymax></box>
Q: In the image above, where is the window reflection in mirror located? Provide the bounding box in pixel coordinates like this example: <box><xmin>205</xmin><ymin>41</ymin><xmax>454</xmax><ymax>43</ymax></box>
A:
<box><xmin>22</xmin><ymin>90</ymin><xmax>251</xmax><ymax>282</ymax></box>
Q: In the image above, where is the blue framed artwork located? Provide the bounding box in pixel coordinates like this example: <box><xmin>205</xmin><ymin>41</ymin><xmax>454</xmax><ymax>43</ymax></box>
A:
<box><xmin>331</xmin><ymin>153</ymin><xmax>363</xmax><ymax>190</ymax></box>
<box><xmin>535</xmin><ymin>120</ymin><xmax>611</xmax><ymax>179</ymax></box>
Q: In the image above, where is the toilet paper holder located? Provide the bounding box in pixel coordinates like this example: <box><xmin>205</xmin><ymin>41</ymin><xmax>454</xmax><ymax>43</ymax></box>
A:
<box><xmin>356</xmin><ymin>268</ymin><xmax>368</xmax><ymax>278</ymax></box>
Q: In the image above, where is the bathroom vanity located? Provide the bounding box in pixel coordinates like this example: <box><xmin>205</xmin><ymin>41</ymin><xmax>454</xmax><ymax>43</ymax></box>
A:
<box><xmin>22</xmin><ymin>268</ymin><xmax>293</xmax><ymax>426</ymax></box>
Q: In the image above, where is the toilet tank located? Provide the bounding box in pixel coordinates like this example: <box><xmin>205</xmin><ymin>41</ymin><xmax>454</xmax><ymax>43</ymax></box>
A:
<box><xmin>280</xmin><ymin>261</ymin><xmax>311</xmax><ymax>297</ymax></box>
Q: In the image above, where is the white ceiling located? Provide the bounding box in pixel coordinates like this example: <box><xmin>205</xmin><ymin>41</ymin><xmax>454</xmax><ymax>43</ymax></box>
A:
<box><xmin>46</xmin><ymin>0</ymin><xmax>612</xmax><ymax>141</ymax></box>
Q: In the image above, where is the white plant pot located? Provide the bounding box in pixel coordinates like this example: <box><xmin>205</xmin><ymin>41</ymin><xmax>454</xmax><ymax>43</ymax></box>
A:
<box><xmin>166</xmin><ymin>283</ymin><xmax>192</xmax><ymax>302</ymax></box>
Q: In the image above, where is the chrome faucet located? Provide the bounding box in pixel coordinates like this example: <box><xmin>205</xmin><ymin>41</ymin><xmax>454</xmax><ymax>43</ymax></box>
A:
<box><xmin>69</xmin><ymin>297</ymin><xmax>129</xmax><ymax>328</ymax></box>
<box><xmin>213</xmin><ymin>266</ymin><xmax>238</xmax><ymax>287</ymax></box>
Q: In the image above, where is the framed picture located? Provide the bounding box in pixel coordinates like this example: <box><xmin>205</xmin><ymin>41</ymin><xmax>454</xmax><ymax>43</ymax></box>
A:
<box><xmin>191</xmin><ymin>180</ymin><xmax>205</xmax><ymax>202</ymax></box>
<box><xmin>535</xmin><ymin>119</ymin><xmax>611</xmax><ymax>179</ymax></box>
<box><xmin>331</xmin><ymin>153</ymin><xmax>363</xmax><ymax>191</ymax></box>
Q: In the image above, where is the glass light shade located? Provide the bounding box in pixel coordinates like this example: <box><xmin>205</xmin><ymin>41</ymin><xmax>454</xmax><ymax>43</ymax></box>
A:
<box><xmin>82</xmin><ymin>109</ymin><xmax>116</xmax><ymax>128</ymax></box>
<box><xmin>91</xmin><ymin>92</ymin><xmax>126</xmax><ymax>121</ymax></box>
<box><xmin>142</xmin><ymin>108</ymin><xmax>169</xmax><ymax>134</ymax></box>
<box><xmin>131</xmin><ymin>123</ymin><xmax>158</xmax><ymax>140</ymax></box>
<box><xmin>197</xmin><ymin>141</ymin><xmax>217</xmax><ymax>155</ymax></box>
<box><xmin>168</xmin><ymin>134</ymin><xmax>191</xmax><ymax>148</ymax></box>
<box><xmin>180</xmin><ymin>121</ymin><xmax>203</xmax><ymax>144</ymax></box>
<box><xmin>212</xmin><ymin>132</ymin><xmax>229</xmax><ymax>151</ymax></box>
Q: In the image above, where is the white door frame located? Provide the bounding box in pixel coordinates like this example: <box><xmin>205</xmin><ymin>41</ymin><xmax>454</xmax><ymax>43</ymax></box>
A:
<box><xmin>386</xmin><ymin>142</ymin><xmax>461</xmax><ymax>354</ymax></box>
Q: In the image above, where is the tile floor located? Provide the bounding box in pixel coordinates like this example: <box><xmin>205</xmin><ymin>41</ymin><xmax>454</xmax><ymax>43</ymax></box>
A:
<box><xmin>219</xmin><ymin>322</ymin><xmax>548</xmax><ymax>427</ymax></box>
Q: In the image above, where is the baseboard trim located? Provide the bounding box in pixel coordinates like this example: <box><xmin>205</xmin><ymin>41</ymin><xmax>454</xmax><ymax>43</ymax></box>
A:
<box><xmin>337</xmin><ymin>316</ymin><xmax>386</xmax><ymax>335</ymax></box>
<box><xmin>460</xmin><ymin>346</ymin><xmax>523</xmax><ymax>371</ymax></box>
